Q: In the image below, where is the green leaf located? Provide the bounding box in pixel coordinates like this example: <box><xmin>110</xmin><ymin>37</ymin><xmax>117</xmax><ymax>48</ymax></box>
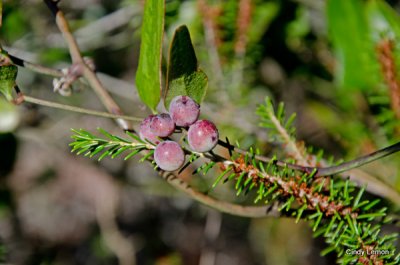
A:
<box><xmin>164</xmin><ymin>25</ymin><xmax>207</xmax><ymax>108</ymax></box>
<box><xmin>135</xmin><ymin>0</ymin><xmax>165</xmax><ymax>112</ymax></box>
<box><xmin>327</xmin><ymin>0</ymin><xmax>379</xmax><ymax>90</ymax></box>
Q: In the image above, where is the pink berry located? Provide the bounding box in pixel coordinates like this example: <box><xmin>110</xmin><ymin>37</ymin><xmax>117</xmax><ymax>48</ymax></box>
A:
<box><xmin>150</xmin><ymin>113</ymin><xmax>175</xmax><ymax>137</ymax></box>
<box><xmin>169</xmin><ymin>95</ymin><xmax>200</xmax><ymax>127</ymax></box>
<box><xmin>139</xmin><ymin>115</ymin><xmax>160</xmax><ymax>144</ymax></box>
<box><xmin>187</xmin><ymin>120</ymin><xmax>219</xmax><ymax>152</ymax></box>
<box><xmin>154</xmin><ymin>141</ymin><xmax>185</xmax><ymax>171</ymax></box>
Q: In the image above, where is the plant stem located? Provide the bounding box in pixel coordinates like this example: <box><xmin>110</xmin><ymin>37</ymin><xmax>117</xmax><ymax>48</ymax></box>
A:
<box><xmin>23</xmin><ymin>95</ymin><xmax>142</xmax><ymax>122</ymax></box>
<box><xmin>218</xmin><ymin>139</ymin><xmax>313</xmax><ymax>171</ymax></box>
<box><xmin>82</xmin><ymin>67</ymin><xmax>132</xmax><ymax>130</ymax></box>
<box><xmin>316</xmin><ymin>141</ymin><xmax>400</xmax><ymax>176</ymax></box>
<box><xmin>8</xmin><ymin>54</ymin><xmax>63</xmax><ymax>77</ymax></box>
<box><xmin>160</xmin><ymin>171</ymin><xmax>280</xmax><ymax>218</ymax></box>
<box><xmin>53</xmin><ymin>9</ymin><xmax>83</xmax><ymax>64</ymax></box>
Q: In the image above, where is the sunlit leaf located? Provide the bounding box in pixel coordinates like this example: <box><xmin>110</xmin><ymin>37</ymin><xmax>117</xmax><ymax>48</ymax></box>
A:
<box><xmin>135</xmin><ymin>0</ymin><xmax>165</xmax><ymax>112</ymax></box>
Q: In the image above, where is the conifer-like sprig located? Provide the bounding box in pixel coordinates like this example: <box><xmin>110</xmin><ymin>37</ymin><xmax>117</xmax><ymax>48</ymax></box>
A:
<box><xmin>256</xmin><ymin>97</ymin><xmax>313</xmax><ymax>166</ymax></box>
<box><xmin>257</xmin><ymin>98</ymin><xmax>296</xmax><ymax>143</ymax></box>
<box><xmin>70</xmin><ymin>128</ymin><xmax>155</xmax><ymax>161</ymax></box>
<box><xmin>213</xmin><ymin>147</ymin><xmax>398</xmax><ymax>264</ymax></box>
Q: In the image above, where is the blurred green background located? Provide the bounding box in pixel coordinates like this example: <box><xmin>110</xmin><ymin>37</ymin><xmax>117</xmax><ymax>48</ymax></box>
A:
<box><xmin>0</xmin><ymin>0</ymin><xmax>399</xmax><ymax>264</ymax></box>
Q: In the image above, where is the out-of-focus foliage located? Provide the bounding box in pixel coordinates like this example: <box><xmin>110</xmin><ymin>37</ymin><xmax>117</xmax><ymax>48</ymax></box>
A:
<box><xmin>327</xmin><ymin>0</ymin><xmax>379</xmax><ymax>90</ymax></box>
<box><xmin>0</xmin><ymin>98</ymin><xmax>19</xmax><ymax>132</ymax></box>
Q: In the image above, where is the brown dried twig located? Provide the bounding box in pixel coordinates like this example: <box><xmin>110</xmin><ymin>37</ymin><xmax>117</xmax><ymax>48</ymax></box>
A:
<box><xmin>234</xmin><ymin>0</ymin><xmax>253</xmax><ymax>56</ymax></box>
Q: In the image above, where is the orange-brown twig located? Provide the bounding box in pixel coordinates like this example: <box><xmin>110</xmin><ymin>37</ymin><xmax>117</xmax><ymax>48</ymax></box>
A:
<box><xmin>229</xmin><ymin>156</ymin><xmax>356</xmax><ymax>217</ymax></box>
<box><xmin>376</xmin><ymin>39</ymin><xmax>400</xmax><ymax>119</ymax></box>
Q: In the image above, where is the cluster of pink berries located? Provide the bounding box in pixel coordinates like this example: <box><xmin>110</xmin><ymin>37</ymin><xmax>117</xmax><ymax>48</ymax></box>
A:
<box><xmin>139</xmin><ymin>95</ymin><xmax>219</xmax><ymax>171</ymax></box>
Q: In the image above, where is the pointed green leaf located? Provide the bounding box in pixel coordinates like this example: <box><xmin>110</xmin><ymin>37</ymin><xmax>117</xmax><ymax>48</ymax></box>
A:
<box><xmin>327</xmin><ymin>0</ymin><xmax>379</xmax><ymax>90</ymax></box>
<box><xmin>135</xmin><ymin>0</ymin><xmax>165</xmax><ymax>112</ymax></box>
<box><xmin>164</xmin><ymin>25</ymin><xmax>207</xmax><ymax>108</ymax></box>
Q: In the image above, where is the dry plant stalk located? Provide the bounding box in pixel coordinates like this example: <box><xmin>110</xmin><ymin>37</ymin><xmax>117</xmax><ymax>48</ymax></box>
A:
<box><xmin>376</xmin><ymin>39</ymin><xmax>400</xmax><ymax>119</ymax></box>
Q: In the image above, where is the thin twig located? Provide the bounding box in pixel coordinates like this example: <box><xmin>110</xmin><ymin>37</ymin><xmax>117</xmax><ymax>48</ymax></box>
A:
<box><xmin>52</xmin><ymin>10</ymin><xmax>82</xmax><ymax>64</ymax></box>
<box><xmin>8</xmin><ymin>51</ymin><xmax>139</xmax><ymax>100</ymax></box>
<box><xmin>160</xmin><ymin>171</ymin><xmax>280</xmax><ymax>218</ymax></box>
<box><xmin>82</xmin><ymin>67</ymin><xmax>132</xmax><ymax>130</ymax></box>
<box><xmin>43</xmin><ymin>0</ymin><xmax>132</xmax><ymax>131</ymax></box>
<box><xmin>23</xmin><ymin>95</ymin><xmax>142</xmax><ymax>122</ymax></box>
<box><xmin>218</xmin><ymin>138</ymin><xmax>400</xmax><ymax>177</ymax></box>
<box><xmin>317</xmin><ymin>142</ymin><xmax>400</xmax><ymax>176</ymax></box>
<box><xmin>8</xmin><ymin>54</ymin><xmax>63</xmax><ymax>77</ymax></box>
